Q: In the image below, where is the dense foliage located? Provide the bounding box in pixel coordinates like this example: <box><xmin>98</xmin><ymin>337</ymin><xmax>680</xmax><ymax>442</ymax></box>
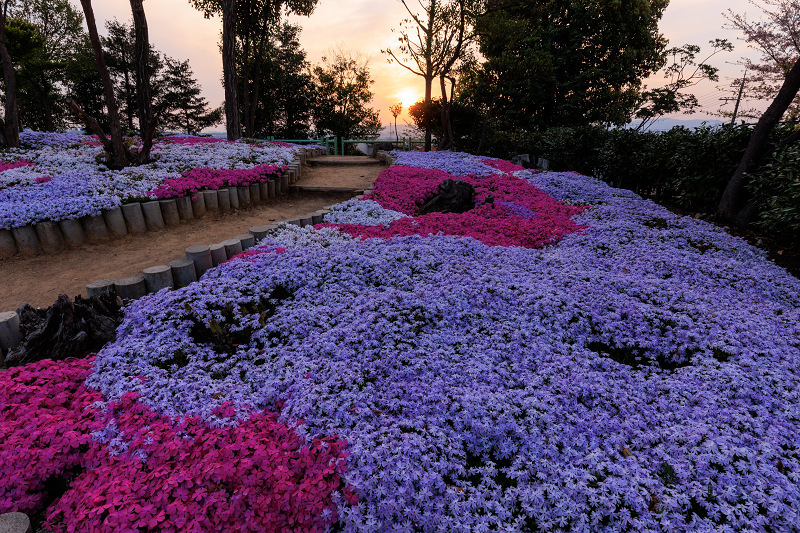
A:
<box><xmin>241</xmin><ymin>22</ymin><xmax>314</xmax><ymax>139</ymax></box>
<box><xmin>310</xmin><ymin>48</ymin><xmax>381</xmax><ymax>149</ymax></box>
<box><xmin>464</xmin><ymin>123</ymin><xmax>799</xmax><ymax>244</ymax></box>
<box><xmin>473</xmin><ymin>0</ymin><xmax>669</xmax><ymax>130</ymax></box>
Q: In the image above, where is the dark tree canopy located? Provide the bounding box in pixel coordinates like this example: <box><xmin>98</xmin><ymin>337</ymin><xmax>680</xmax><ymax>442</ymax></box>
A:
<box><xmin>474</xmin><ymin>0</ymin><xmax>669</xmax><ymax>130</ymax></box>
<box><xmin>157</xmin><ymin>56</ymin><xmax>222</xmax><ymax>134</ymax></box>
<box><xmin>188</xmin><ymin>0</ymin><xmax>319</xmax><ymax>140</ymax></box>
<box><xmin>7</xmin><ymin>0</ymin><xmax>85</xmax><ymax>131</ymax></box>
<box><xmin>241</xmin><ymin>22</ymin><xmax>313</xmax><ymax>138</ymax></box>
<box><xmin>311</xmin><ymin>47</ymin><xmax>381</xmax><ymax>143</ymax></box>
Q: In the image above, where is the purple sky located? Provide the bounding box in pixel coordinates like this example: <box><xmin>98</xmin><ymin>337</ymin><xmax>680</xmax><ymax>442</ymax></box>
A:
<box><xmin>78</xmin><ymin>0</ymin><xmax>765</xmax><ymax>127</ymax></box>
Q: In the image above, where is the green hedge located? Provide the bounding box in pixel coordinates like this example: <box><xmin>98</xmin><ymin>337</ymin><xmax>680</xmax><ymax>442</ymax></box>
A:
<box><xmin>469</xmin><ymin>124</ymin><xmax>798</xmax><ymax>244</ymax></box>
<box><xmin>749</xmin><ymin>143</ymin><xmax>800</xmax><ymax>238</ymax></box>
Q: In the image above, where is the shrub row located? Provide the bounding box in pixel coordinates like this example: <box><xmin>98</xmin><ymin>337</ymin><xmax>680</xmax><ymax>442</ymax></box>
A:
<box><xmin>471</xmin><ymin>123</ymin><xmax>799</xmax><ymax>244</ymax></box>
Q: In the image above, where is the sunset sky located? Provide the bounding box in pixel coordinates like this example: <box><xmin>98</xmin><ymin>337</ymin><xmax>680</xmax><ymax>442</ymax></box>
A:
<box><xmin>77</xmin><ymin>0</ymin><xmax>766</xmax><ymax>128</ymax></box>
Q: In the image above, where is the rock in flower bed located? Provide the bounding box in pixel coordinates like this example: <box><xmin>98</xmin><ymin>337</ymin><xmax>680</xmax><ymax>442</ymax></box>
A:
<box><xmin>2</xmin><ymin>150</ymin><xmax>800</xmax><ymax>531</ymax></box>
<box><xmin>0</xmin><ymin>132</ymin><xmax>294</xmax><ymax>230</ymax></box>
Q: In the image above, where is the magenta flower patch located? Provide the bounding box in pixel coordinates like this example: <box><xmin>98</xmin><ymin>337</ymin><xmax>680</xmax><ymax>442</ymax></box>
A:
<box><xmin>0</xmin><ymin>358</ymin><xmax>104</xmax><ymax>515</ymax></box>
<box><xmin>481</xmin><ymin>158</ymin><xmax>526</xmax><ymax>173</ymax></box>
<box><xmin>0</xmin><ymin>357</ymin><xmax>350</xmax><ymax>532</ymax></box>
<box><xmin>150</xmin><ymin>164</ymin><xmax>287</xmax><ymax>199</ymax></box>
<box><xmin>45</xmin><ymin>393</ymin><xmax>349</xmax><ymax>533</ymax></box>
<box><xmin>323</xmin><ymin>165</ymin><xmax>586</xmax><ymax>248</ymax></box>
<box><xmin>0</xmin><ymin>160</ymin><xmax>32</xmax><ymax>173</ymax></box>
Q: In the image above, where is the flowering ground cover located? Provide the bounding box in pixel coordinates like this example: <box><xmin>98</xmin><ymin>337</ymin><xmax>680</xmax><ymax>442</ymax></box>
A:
<box><xmin>0</xmin><ymin>132</ymin><xmax>295</xmax><ymax>230</ymax></box>
<box><xmin>2</xmin><ymin>149</ymin><xmax>800</xmax><ymax>531</ymax></box>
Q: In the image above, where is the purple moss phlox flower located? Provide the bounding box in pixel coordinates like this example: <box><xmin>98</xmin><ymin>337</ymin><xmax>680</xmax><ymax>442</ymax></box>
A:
<box><xmin>89</xmin><ymin>161</ymin><xmax>800</xmax><ymax>531</ymax></box>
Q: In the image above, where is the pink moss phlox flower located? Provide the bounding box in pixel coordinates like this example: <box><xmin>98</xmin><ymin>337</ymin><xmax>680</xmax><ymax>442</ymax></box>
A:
<box><xmin>150</xmin><ymin>164</ymin><xmax>288</xmax><ymax>199</ymax></box>
<box><xmin>0</xmin><ymin>160</ymin><xmax>32</xmax><ymax>173</ymax></box>
<box><xmin>481</xmin><ymin>158</ymin><xmax>526</xmax><ymax>173</ymax></box>
<box><xmin>327</xmin><ymin>165</ymin><xmax>586</xmax><ymax>248</ymax></box>
<box><xmin>227</xmin><ymin>247</ymin><xmax>287</xmax><ymax>264</ymax></box>
<box><xmin>35</xmin><ymin>176</ymin><xmax>53</xmax><ymax>184</ymax></box>
<box><xmin>45</xmin><ymin>393</ymin><xmax>350</xmax><ymax>532</ymax></box>
<box><xmin>0</xmin><ymin>358</ymin><xmax>104</xmax><ymax>516</ymax></box>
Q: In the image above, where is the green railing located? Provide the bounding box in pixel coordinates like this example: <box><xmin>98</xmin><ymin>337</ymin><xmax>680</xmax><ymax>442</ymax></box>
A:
<box><xmin>262</xmin><ymin>135</ymin><xmax>426</xmax><ymax>155</ymax></box>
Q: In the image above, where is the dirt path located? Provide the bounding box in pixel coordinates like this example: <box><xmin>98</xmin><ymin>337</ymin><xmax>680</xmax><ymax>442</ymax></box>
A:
<box><xmin>303</xmin><ymin>157</ymin><xmax>384</xmax><ymax>190</ymax></box>
<box><xmin>0</xmin><ymin>160</ymin><xmax>385</xmax><ymax>311</ymax></box>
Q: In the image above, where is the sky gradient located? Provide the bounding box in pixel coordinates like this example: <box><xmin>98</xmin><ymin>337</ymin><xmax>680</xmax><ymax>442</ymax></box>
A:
<box><xmin>77</xmin><ymin>0</ymin><xmax>766</xmax><ymax>128</ymax></box>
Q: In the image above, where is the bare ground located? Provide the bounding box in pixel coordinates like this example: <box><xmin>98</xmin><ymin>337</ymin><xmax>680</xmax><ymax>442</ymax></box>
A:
<box><xmin>0</xmin><ymin>161</ymin><xmax>385</xmax><ymax>311</ymax></box>
<box><xmin>302</xmin><ymin>161</ymin><xmax>383</xmax><ymax>189</ymax></box>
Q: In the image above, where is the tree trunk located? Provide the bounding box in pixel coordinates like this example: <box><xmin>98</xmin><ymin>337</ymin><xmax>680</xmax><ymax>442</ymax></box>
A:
<box><xmin>423</xmin><ymin>0</ymin><xmax>436</xmax><ymax>152</ymax></box>
<box><xmin>424</xmin><ymin>75</ymin><xmax>433</xmax><ymax>151</ymax></box>
<box><xmin>438</xmin><ymin>75</ymin><xmax>455</xmax><ymax>150</ymax></box>
<box><xmin>247</xmin><ymin>14</ymin><xmax>270</xmax><ymax>138</ymax></box>
<box><xmin>0</xmin><ymin>3</ymin><xmax>19</xmax><ymax>148</ymax></box>
<box><xmin>79</xmin><ymin>0</ymin><xmax>130</xmax><ymax>168</ymax></box>
<box><xmin>240</xmin><ymin>0</ymin><xmax>252</xmax><ymax>137</ymax></box>
<box><xmin>123</xmin><ymin>65</ymin><xmax>134</xmax><ymax>132</ymax></box>
<box><xmin>222</xmin><ymin>0</ymin><xmax>241</xmax><ymax>141</ymax></box>
<box><xmin>40</xmin><ymin>73</ymin><xmax>54</xmax><ymax>131</ymax></box>
<box><xmin>129</xmin><ymin>0</ymin><xmax>152</xmax><ymax>142</ymax></box>
<box><xmin>66</xmin><ymin>97</ymin><xmax>113</xmax><ymax>152</ymax></box>
<box><xmin>138</xmin><ymin>113</ymin><xmax>158</xmax><ymax>162</ymax></box>
<box><xmin>718</xmin><ymin>56</ymin><xmax>800</xmax><ymax>224</ymax></box>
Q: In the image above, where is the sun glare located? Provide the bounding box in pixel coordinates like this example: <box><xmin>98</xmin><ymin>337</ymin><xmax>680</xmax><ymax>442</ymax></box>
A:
<box><xmin>395</xmin><ymin>88</ymin><xmax>420</xmax><ymax>108</ymax></box>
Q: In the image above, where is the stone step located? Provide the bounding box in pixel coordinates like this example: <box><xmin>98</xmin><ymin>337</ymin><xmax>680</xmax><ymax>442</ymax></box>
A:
<box><xmin>306</xmin><ymin>156</ymin><xmax>382</xmax><ymax>167</ymax></box>
<box><xmin>289</xmin><ymin>186</ymin><xmax>364</xmax><ymax>195</ymax></box>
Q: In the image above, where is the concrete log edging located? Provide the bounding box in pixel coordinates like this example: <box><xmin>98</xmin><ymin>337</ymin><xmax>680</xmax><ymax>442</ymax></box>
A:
<box><xmin>0</xmin><ymin>151</ymin><xmax>337</xmax><ymax>352</ymax></box>
<box><xmin>0</xmin><ymin>311</ymin><xmax>22</xmax><ymax>360</ymax></box>
<box><xmin>4</xmin><ymin>200</ymin><xmax>344</xmax><ymax>355</ymax></box>
<box><xmin>0</xmin><ymin>151</ymin><xmax>303</xmax><ymax>258</ymax></box>
<box><xmin>159</xmin><ymin>199</ymin><xmax>181</xmax><ymax>226</ymax></box>
<box><xmin>0</xmin><ymin>512</ymin><xmax>32</xmax><ymax>533</ymax></box>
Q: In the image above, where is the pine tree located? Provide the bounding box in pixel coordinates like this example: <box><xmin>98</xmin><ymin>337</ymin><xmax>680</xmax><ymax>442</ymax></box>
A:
<box><xmin>156</xmin><ymin>56</ymin><xmax>221</xmax><ymax>134</ymax></box>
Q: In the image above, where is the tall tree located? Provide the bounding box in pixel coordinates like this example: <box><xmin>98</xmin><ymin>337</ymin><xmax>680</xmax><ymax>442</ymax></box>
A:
<box><xmin>4</xmin><ymin>18</ymin><xmax>47</xmax><ymax>131</ymax></box>
<box><xmin>311</xmin><ymin>47</ymin><xmax>381</xmax><ymax>151</ymax></box>
<box><xmin>76</xmin><ymin>0</ymin><xmax>129</xmax><ymax>167</ymax></box>
<box><xmin>435</xmin><ymin>0</ymin><xmax>467</xmax><ymax>150</ymax></box>
<box><xmin>129</xmin><ymin>0</ymin><xmax>152</xmax><ymax>138</ymax></box>
<box><xmin>102</xmin><ymin>20</ymin><xmax>138</xmax><ymax>132</ymax></box>
<box><xmin>724</xmin><ymin>0</ymin><xmax>800</xmax><ymax>119</ymax></box>
<box><xmin>246</xmin><ymin>21</ymin><xmax>313</xmax><ymax>138</ymax></box>
<box><xmin>128</xmin><ymin>0</ymin><xmax>156</xmax><ymax>161</ymax></box>
<box><xmin>191</xmin><ymin>0</ymin><xmax>317</xmax><ymax>138</ymax></box>
<box><xmin>189</xmin><ymin>0</ymin><xmax>242</xmax><ymax>140</ymax></box>
<box><xmin>474</xmin><ymin>0</ymin><xmax>668</xmax><ymax>130</ymax></box>
<box><xmin>719</xmin><ymin>0</ymin><xmax>800</xmax><ymax>223</ymax></box>
<box><xmin>9</xmin><ymin>0</ymin><xmax>84</xmax><ymax>131</ymax></box>
<box><xmin>0</xmin><ymin>0</ymin><xmax>20</xmax><ymax>147</ymax></box>
<box><xmin>390</xmin><ymin>102</ymin><xmax>402</xmax><ymax>143</ymax></box>
<box><xmin>156</xmin><ymin>56</ymin><xmax>222</xmax><ymax>134</ymax></box>
<box><xmin>63</xmin><ymin>34</ymin><xmax>106</xmax><ymax>132</ymax></box>
<box><xmin>384</xmin><ymin>0</ymin><xmax>468</xmax><ymax>151</ymax></box>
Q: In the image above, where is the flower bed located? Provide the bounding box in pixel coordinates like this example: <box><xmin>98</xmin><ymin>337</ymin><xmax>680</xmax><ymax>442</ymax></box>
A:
<box><xmin>2</xmin><ymin>151</ymin><xmax>800</xmax><ymax>531</ymax></box>
<box><xmin>0</xmin><ymin>132</ymin><xmax>295</xmax><ymax>230</ymax></box>
<box><xmin>322</xmin><ymin>164</ymin><xmax>586</xmax><ymax>247</ymax></box>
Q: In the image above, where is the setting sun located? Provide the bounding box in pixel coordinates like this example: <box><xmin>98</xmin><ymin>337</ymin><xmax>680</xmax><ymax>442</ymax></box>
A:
<box><xmin>394</xmin><ymin>88</ymin><xmax>421</xmax><ymax>108</ymax></box>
